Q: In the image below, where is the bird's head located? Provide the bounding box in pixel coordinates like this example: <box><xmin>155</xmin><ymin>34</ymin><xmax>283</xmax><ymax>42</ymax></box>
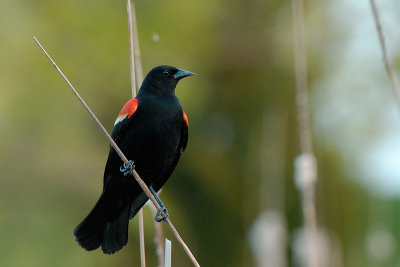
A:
<box><xmin>138</xmin><ymin>65</ymin><xmax>196</xmax><ymax>97</ymax></box>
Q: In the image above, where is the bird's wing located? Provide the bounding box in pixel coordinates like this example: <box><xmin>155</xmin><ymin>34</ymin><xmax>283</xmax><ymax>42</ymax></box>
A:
<box><xmin>128</xmin><ymin>109</ymin><xmax>189</xmax><ymax>218</ymax></box>
<box><xmin>152</xmin><ymin>109</ymin><xmax>188</xmax><ymax>192</ymax></box>
<box><xmin>112</xmin><ymin>98</ymin><xmax>140</xmax><ymax>143</ymax></box>
<box><xmin>103</xmin><ymin>98</ymin><xmax>140</xmax><ymax>185</ymax></box>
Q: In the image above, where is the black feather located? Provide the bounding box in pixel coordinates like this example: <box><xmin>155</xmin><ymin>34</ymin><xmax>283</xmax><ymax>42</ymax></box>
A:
<box><xmin>73</xmin><ymin>65</ymin><xmax>193</xmax><ymax>254</ymax></box>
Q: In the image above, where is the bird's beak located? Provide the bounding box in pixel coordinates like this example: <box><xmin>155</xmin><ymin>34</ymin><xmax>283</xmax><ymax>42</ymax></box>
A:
<box><xmin>173</xmin><ymin>68</ymin><xmax>196</xmax><ymax>80</ymax></box>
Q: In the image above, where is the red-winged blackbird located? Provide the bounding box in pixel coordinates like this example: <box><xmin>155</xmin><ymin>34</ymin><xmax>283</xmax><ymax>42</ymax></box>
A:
<box><xmin>73</xmin><ymin>65</ymin><xmax>195</xmax><ymax>254</ymax></box>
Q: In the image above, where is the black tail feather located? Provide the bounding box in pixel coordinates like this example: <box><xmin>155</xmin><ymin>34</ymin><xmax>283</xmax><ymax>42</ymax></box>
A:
<box><xmin>102</xmin><ymin>205</ymin><xmax>130</xmax><ymax>254</ymax></box>
<box><xmin>129</xmin><ymin>191</ymin><xmax>149</xmax><ymax>219</ymax></box>
<box><xmin>73</xmin><ymin>195</ymin><xmax>130</xmax><ymax>254</ymax></box>
<box><xmin>73</xmin><ymin>196</ymin><xmax>107</xmax><ymax>251</ymax></box>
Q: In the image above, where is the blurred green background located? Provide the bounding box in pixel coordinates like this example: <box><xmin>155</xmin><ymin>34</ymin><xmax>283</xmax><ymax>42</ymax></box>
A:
<box><xmin>1</xmin><ymin>0</ymin><xmax>400</xmax><ymax>266</ymax></box>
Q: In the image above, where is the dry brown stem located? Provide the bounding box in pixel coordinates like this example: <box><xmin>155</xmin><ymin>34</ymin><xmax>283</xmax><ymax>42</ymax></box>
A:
<box><xmin>127</xmin><ymin>1</ymin><xmax>145</xmax><ymax>266</ymax></box>
<box><xmin>127</xmin><ymin>0</ymin><xmax>137</xmax><ymax>98</ymax></box>
<box><xmin>291</xmin><ymin>0</ymin><xmax>319</xmax><ymax>266</ymax></box>
<box><xmin>370</xmin><ymin>0</ymin><xmax>400</xmax><ymax>117</ymax></box>
<box><xmin>131</xmin><ymin>2</ymin><xmax>144</xmax><ymax>88</ymax></box>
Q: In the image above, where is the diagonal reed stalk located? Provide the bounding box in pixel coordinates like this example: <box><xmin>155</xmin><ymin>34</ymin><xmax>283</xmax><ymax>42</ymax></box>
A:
<box><xmin>369</xmin><ymin>0</ymin><xmax>400</xmax><ymax>118</ymax></box>
<box><xmin>33</xmin><ymin>36</ymin><xmax>200</xmax><ymax>267</ymax></box>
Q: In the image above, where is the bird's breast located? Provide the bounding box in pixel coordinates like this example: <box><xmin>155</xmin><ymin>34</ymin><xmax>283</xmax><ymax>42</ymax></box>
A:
<box><xmin>121</xmin><ymin>98</ymin><xmax>182</xmax><ymax>182</ymax></box>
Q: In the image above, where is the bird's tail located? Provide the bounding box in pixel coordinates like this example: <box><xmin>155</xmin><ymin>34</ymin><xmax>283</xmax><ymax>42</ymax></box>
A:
<box><xmin>73</xmin><ymin>194</ymin><xmax>130</xmax><ymax>254</ymax></box>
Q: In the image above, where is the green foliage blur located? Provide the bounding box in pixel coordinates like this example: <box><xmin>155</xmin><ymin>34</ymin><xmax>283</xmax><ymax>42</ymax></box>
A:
<box><xmin>1</xmin><ymin>0</ymin><xmax>400</xmax><ymax>266</ymax></box>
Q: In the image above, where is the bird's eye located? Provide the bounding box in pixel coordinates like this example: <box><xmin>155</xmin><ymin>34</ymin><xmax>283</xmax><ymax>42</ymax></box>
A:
<box><xmin>163</xmin><ymin>70</ymin><xmax>169</xmax><ymax>76</ymax></box>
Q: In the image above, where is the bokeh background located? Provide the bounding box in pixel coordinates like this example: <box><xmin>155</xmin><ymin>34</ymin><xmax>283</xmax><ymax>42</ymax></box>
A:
<box><xmin>1</xmin><ymin>0</ymin><xmax>400</xmax><ymax>266</ymax></box>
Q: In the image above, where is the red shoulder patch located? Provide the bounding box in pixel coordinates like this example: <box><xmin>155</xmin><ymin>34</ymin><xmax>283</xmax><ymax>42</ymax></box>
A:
<box><xmin>120</xmin><ymin>98</ymin><xmax>139</xmax><ymax>118</ymax></box>
<box><xmin>183</xmin><ymin>111</ymin><xmax>189</xmax><ymax>127</ymax></box>
<box><xmin>114</xmin><ymin>98</ymin><xmax>139</xmax><ymax>125</ymax></box>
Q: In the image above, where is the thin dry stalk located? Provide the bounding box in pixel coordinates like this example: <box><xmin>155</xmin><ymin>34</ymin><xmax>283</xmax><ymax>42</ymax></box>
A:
<box><xmin>138</xmin><ymin>209</ymin><xmax>146</xmax><ymax>267</ymax></box>
<box><xmin>292</xmin><ymin>0</ymin><xmax>312</xmax><ymax>155</ymax></box>
<box><xmin>131</xmin><ymin>2</ymin><xmax>144</xmax><ymax>87</ymax></box>
<box><xmin>127</xmin><ymin>0</ymin><xmax>137</xmax><ymax>98</ymax></box>
<box><xmin>150</xmin><ymin>200</ymin><xmax>166</xmax><ymax>267</ymax></box>
<box><xmin>127</xmin><ymin>1</ymin><xmax>145</xmax><ymax>266</ymax></box>
<box><xmin>34</xmin><ymin>37</ymin><xmax>200</xmax><ymax>267</ymax></box>
<box><xmin>291</xmin><ymin>0</ymin><xmax>319</xmax><ymax>266</ymax></box>
<box><xmin>128</xmin><ymin>2</ymin><xmax>166</xmax><ymax>263</ymax></box>
<box><xmin>154</xmin><ymin>217</ymin><xmax>165</xmax><ymax>267</ymax></box>
<box><xmin>370</xmin><ymin>0</ymin><xmax>400</xmax><ymax>117</ymax></box>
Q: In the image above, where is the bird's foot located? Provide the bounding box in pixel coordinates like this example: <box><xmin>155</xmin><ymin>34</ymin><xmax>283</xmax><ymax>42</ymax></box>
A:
<box><xmin>155</xmin><ymin>207</ymin><xmax>169</xmax><ymax>222</ymax></box>
<box><xmin>150</xmin><ymin>186</ymin><xmax>169</xmax><ymax>222</ymax></box>
<box><xmin>120</xmin><ymin>160</ymin><xmax>135</xmax><ymax>176</ymax></box>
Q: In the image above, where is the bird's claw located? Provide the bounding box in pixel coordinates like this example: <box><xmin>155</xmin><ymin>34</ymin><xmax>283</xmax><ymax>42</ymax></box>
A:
<box><xmin>149</xmin><ymin>186</ymin><xmax>169</xmax><ymax>222</ymax></box>
<box><xmin>155</xmin><ymin>207</ymin><xmax>169</xmax><ymax>222</ymax></box>
<box><xmin>120</xmin><ymin>160</ymin><xmax>135</xmax><ymax>176</ymax></box>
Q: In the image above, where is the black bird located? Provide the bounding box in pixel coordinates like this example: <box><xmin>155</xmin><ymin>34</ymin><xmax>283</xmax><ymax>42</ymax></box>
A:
<box><xmin>73</xmin><ymin>65</ymin><xmax>195</xmax><ymax>254</ymax></box>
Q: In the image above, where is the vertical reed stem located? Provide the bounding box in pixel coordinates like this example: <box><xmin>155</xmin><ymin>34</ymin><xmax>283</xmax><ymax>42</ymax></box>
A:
<box><xmin>127</xmin><ymin>1</ymin><xmax>145</xmax><ymax>266</ymax></box>
<box><xmin>291</xmin><ymin>0</ymin><xmax>319</xmax><ymax>266</ymax></box>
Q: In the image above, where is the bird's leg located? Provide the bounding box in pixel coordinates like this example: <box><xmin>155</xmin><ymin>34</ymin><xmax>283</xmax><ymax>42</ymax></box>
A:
<box><xmin>120</xmin><ymin>160</ymin><xmax>135</xmax><ymax>176</ymax></box>
<box><xmin>150</xmin><ymin>186</ymin><xmax>169</xmax><ymax>222</ymax></box>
